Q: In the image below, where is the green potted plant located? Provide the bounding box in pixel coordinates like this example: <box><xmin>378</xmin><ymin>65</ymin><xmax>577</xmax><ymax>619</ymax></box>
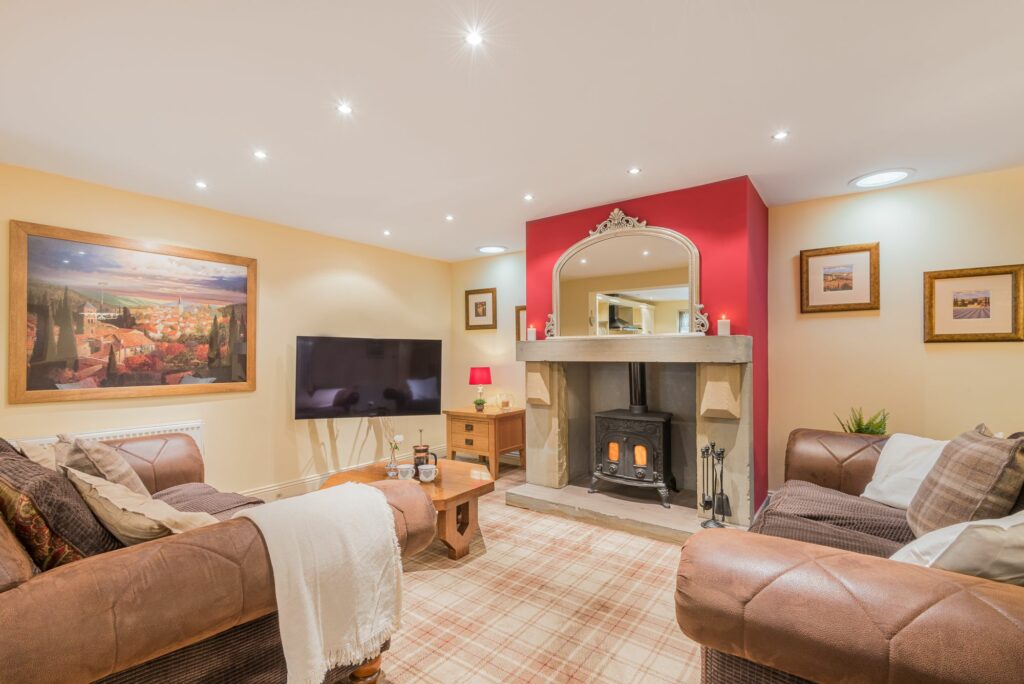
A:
<box><xmin>835</xmin><ymin>407</ymin><xmax>889</xmax><ymax>435</ymax></box>
<box><xmin>473</xmin><ymin>398</ymin><xmax>487</xmax><ymax>413</ymax></box>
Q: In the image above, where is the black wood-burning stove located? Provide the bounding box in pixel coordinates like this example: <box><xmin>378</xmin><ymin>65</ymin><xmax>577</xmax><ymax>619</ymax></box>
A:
<box><xmin>589</xmin><ymin>362</ymin><xmax>677</xmax><ymax>507</ymax></box>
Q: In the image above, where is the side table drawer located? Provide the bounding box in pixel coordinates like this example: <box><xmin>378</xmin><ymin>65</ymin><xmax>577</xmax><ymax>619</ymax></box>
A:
<box><xmin>451</xmin><ymin>432</ymin><xmax>490</xmax><ymax>452</ymax></box>
<box><xmin>453</xmin><ymin>419</ymin><xmax>491</xmax><ymax>438</ymax></box>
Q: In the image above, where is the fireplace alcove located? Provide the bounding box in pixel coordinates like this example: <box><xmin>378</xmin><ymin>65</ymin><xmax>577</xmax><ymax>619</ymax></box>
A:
<box><xmin>510</xmin><ymin>207</ymin><xmax>757</xmax><ymax>541</ymax></box>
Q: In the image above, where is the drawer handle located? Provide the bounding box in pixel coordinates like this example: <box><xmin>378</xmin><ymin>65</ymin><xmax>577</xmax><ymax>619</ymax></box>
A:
<box><xmin>464</xmin><ymin>438</ymin><xmax>474</xmax><ymax>446</ymax></box>
<box><xmin>464</xmin><ymin>424</ymin><xmax>474</xmax><ymax>432</ymax></box>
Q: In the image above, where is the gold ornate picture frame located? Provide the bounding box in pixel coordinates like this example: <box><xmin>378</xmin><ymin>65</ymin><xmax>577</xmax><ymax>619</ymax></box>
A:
<box><xmin>800</xmin><ymin>242</ymin><xmax>880</xmax><ymax>313</ymax></box>
<box><xmin>924</xmin><ymin>264</ymin><xmax>1023</xmax><ymax>343</ymax></box>
<box><xmin>9</xmin><ymin>220</ymin><xmax>257</xmax><ymax>404</ymax></box>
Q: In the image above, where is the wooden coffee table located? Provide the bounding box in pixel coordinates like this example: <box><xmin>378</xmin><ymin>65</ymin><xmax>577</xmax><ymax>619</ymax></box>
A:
<box><xmin>321</xmin><ymin>458</ymin><xmax>494</xmax><ymax>560</ymax></box>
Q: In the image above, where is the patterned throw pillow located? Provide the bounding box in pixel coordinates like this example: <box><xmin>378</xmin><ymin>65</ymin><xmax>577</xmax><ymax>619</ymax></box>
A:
<box><xmin>0</xmin><ymin>442</ymin><xmax>122</xmax><ymax>569</ymax></box>
<box><xmin>907</xmin><ymin>425</ymin><xmax>1024</xmax><ymax>536</ymax></box>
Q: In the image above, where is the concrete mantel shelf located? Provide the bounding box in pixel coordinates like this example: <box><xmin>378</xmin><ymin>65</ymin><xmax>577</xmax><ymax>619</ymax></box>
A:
<box><xmin>516</xmin><ymin>335</ymin><xmax>752</xmax><ymax>364</ymax></box>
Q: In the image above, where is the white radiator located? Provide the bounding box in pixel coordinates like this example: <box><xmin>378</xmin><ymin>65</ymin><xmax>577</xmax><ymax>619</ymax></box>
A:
<box><xmin>16</xmin><ymin>420</ymin><xmax>205</xmax><ymax>457</ymax></box>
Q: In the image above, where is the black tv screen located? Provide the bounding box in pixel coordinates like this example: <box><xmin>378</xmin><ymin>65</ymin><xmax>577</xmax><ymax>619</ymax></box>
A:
<box><xmin>295</xmin><ymin>336</ymin><xmax>442</xmax><ymax>420</ymax></box>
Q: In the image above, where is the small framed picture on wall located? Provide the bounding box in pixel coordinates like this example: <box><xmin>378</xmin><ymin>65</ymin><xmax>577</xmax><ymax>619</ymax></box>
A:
<box><xmin>515</xmin><ymin>305</ymin><xmax>527</xmax><ymax>341</ymax></box>
<box><xmin>800</xmin><ymin>242</ymin><xmax>880</xmax><ymax>313</ymax></box>
<box><xmin>465</xmin><ymin>288</ymin><xmax>497</xmax><ymax>330</ymax></box>
<box><xmin>924</xmin><ymin>264</ymin><xmax>1023</xmax><ymax>342</ymax></box>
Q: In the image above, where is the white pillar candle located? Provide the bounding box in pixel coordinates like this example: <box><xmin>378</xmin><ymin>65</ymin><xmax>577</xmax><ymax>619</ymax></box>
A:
<box><xmin>526</xmin><ymin>325</ymin><xmax>537</xmax><ymax>341</ymax></box>
<box><xmin>718</xmin><ymin>317</ymin><xmax>731</xmax><ymax>336</ymax></box>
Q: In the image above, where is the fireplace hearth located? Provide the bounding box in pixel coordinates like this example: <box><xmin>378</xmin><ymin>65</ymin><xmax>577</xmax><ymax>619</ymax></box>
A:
<box><xmin>589</xmin><ymin>362</ymin><xmax>677</xmax><ymax>507</ymax></box>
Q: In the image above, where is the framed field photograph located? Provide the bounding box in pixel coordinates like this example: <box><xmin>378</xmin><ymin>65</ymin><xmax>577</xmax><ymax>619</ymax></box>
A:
<box><xmin>465</xmin><ymin>288</ymin><xmax>497</xmax><ymax>330</ymax></box>
<box><xmin>515</xmin><ymin>305</ymin><xmax>527</xmax><ymax>341</ymax></box>
<box><xmin>9</xmin><ymin>221</ymin><xmax>257</xmax><ymax>404</ymax></box>
<box><xmin>800</xmin><ymin>242</ymin><xmax>880</xmax><ymax>313</ymax></box>
<box><xmin>924</xmin><ymin>264</ymin><xmax>1023</xmax><ymax>342</ymax></box>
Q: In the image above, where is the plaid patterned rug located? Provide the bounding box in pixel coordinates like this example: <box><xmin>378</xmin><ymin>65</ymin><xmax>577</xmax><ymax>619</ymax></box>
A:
<box><xmin>386</xmin><ymin>460</ymin><xmax>701</xmax><ymax>683</ymax></box>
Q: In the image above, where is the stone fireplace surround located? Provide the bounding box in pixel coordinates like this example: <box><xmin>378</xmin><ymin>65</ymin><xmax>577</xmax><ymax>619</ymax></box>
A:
<box><xmin>514</xmin><ymin>335</ymin><xmax>754</xmax><ymax>527</ymax></box>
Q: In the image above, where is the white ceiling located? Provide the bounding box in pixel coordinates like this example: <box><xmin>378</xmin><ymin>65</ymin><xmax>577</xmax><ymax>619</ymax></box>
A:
<box><xmin>2</xmin><ymin>1</ymin><xmax>1023</xmax><ymax>262</ymax></box>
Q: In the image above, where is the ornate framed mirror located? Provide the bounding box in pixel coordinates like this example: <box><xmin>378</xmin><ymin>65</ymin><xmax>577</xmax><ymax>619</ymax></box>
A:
<box><xmin>547</xmin><ymin>209</ymin><xmax>708</xmax><ymax>338</ymax></box>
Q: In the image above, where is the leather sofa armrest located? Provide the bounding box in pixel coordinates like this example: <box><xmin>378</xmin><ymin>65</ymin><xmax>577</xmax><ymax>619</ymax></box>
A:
<box><xmin>675</xmin><ymin>529</ymin><xmax>1024</xmax><ymax>684</ymax></box>
<box><xmin>0</xmin><ymin>518</ymin><xmax>274</xmax><ymax>684</ymax></box>
<box><xmin>784</xmin><ymin>428</ymin><xmax>887</xmax><ymax>496</ymax></box>
<box><xmin>368</xmin><ymin>479</ymin><xmax>437</xmax><ymax>557</ymax></box>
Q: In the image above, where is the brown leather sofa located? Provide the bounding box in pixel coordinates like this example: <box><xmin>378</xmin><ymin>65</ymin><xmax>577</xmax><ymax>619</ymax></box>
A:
<box><xmin>0</xmin><ymin>433</ymin><xmax>436</xmax><ymax>684</ymax></box>
<box><xmin>675</xmin><ymin>429</ymin><xmax>1024</xmax><ymax>684</ymax></box>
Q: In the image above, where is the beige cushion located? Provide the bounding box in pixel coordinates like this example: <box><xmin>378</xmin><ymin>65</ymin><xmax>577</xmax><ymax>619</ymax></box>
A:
<box><xmin>64</xmin><ymin>467</ymin><xmax>217</xmax><ymax>545</ymax></box>
<box><xmin>907</xmin><ymin>425</ymin><xmax>1024</xmax><ymax>536</ymax></box>
<box><xmin>65</xmin><ymin>437</ymin><xmax>149</xmax><ymax>496</ymax></box>
<box><xmin>891</xmin><ymin>510</ymin><xmax>1024</xmax><ymax>585</ymax></box>
<box><xmin>15</xmin><ymin>436</ymin><xmax>76</xmax><ymax>471</ymax></box>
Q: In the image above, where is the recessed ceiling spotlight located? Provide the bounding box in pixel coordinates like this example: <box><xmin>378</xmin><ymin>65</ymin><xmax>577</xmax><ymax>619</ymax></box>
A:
<box><xmin>62</xmin><ymin>259</ymin><xmax>70</xmax><ymax>264</ymax></box>
<box><xmin>642</xmin><ymin>250</ymin><xmax>650</xmax><ymax>256</ymax></box>
<box><xmin>383</xmin><ymin>229</ymin><xmax>391</xmax><ymax>236</ymax></box>
<box><xmin>478</xmin><ymin>246</ymin><xmax>507</xmax><ymax>254</ymax></box>
<box><xmin>850</xmin><ymin>168</ymin><xmax>915</xmax><ymax>189</ymax></box>
<box><xmin>772</xmin><ymin>130</ymin><xmax>790</xmax><ymax>141</ymax></box>
<box><xmin>195</xmin><ymin>180</ymin><xmax>208</xmax><ymax>190</ymax></box>
<box><xmin>337</xmin><ymin>102</ymin><xmax>353</xmax><ymax>115</ymax></box>
<box><xmin>253</xmin><ymin>149</ymin><xmax>268</xmax><ymax>160</ymax></box>
<box><xmin>466</xmin><ymin>30</ymin><xmax>483</xmax><ymax>46</ymax></box>
<box><xmin>445</xmin><ymin>214</ymin><xmax>455</xmax><ymax>222</ymax></box>
<box><xmin>523</xmin><ymin>193</ymin><xmax>534</xmax><ymax>201</ymax></box>
<box><xmin>627</xmin><ymin>167</ymin><xmax>642</xmax><ymax>175</ymax></box>
<box><xmin>77</xmin><ymin>251</ymin><xmax>86</xmax><ymax>255</ymax></box>
<box><xmin>580</xmin><ymin>258</ymin><xmax>588</xmax><ymax>264</ymax></box>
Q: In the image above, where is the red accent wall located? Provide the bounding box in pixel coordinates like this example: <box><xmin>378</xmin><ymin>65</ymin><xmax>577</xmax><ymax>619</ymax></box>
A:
<box><xmin>525</xmin><ymin>176</ymin><xmax>769</xmax><ymax>506</ymax></box>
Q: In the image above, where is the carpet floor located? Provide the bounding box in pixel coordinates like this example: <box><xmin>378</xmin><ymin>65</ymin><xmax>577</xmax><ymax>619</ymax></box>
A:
<box><xmin>386</xmin><ymin>460</ymin><xmax>701</xmax><ymax>683</ymax></box>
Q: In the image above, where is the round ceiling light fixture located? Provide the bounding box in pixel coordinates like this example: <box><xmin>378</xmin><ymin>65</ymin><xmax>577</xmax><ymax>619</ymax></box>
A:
<box><xmin>477</xmin><ymin>246</ymin><xmax>507</xmax><ymax>254</ymax></box>
<box><xmin>194</xmin><ymin>180</ymin><xmax>208</xmax><ymax>190</ymax></box>
<box><xmin>383</xmin><ymin>229</ymin><xmax>391</xmax><ymax>236</ymax></box>
<box><xmin>466</xmin><ymin>30</ymin><xmax>483</xmax><ymax>46</ymax></box>
<box><xmin>627</xmin><ymin>167</ymin><xmax>642</xmax><ymax>175</ymax></box>
<box><xmin>523</xmin><ymin>193</ymin><xmax>534</xmax><ymax>201</ymax></box>
<box><xmin>772</xmin><ymin>130</ymin><xmax>790</xmax><ymax>141</ymax></box>
<box><xmin>850</xmin><ymin>168</ymin><xmax>915</xmax><ymax>189</ymax></box>
<box><xmin>253</xmin><ymin>149</ymin><xmax>268</xmax><ymax>160</ymax></box>
<box><xmin>337</xmin><ymin>102</ymin><xmax>353</xmax><ymax>115</ymax></box>
<box><xmin>445</xmin><ymin>214</ymin><xmax>455</xmax><ymax>222</ymax></box>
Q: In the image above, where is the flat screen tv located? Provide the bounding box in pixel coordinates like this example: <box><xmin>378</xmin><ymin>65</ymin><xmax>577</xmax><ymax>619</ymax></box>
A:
<box><xmin>295</xmin><ymin>336</ymin><xmax>442</xmax><ymax>420</ymax></box>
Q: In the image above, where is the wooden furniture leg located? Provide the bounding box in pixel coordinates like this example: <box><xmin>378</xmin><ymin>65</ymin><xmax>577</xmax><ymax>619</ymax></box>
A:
<box><xmin>437</xmin><ymin>497</ymin><xmax>479</xmax><ymax>560</ymax></box>
<box><xmin>350</xmin><ymin>655</ymin><xmax>381</xmax><ymax>683</ymax></box>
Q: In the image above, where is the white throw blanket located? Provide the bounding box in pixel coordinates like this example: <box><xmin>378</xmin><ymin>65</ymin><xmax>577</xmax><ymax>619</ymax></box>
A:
<box><xmin>236</xmin><ymin>482</ymin><xmax>402</xmax><ymax>684</ymax></box>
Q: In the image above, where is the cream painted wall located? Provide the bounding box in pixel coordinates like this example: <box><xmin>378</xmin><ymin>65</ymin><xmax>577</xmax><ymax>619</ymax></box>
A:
<box><xmin>768</xmin><ymin>165</ymin><xmax>1024</xmax><ymax>488</ymax></box>
<box><xmin>449</xmin><ymin>252</ymin><xmax>526</xmax><ymax>408</ymax></box>
<box><xmin>0</xmin><ymin>164</ymin><xmax>453</xmax><ymax>494</ymax></box>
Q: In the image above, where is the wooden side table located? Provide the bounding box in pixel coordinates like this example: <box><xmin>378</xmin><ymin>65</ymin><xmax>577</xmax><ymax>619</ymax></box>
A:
<box><xmin>444</xmin><ymin>407</ymin><xmax>525</xmax><ymax>479</ymax></box>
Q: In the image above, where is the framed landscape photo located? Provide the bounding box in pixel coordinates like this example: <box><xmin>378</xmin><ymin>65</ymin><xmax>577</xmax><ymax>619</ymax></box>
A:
<box><xmin>515</xmin><ymin>305</ymin><xmax>527</xmax><ymax>341</ymax></box>
<box><xmin>9</xmin><ymin>221</ymin><xmax>257</xmax><ymax>404</ymax></box>
<box><xmin>924</xmin><ymin>264</ymin><xmax>1023</xmax><ymax>342</ymax></box>
<box><xmin>800</xmin><ymin>242</ymin><xmax>880</xmax><ymax>313</ymax></box>
<box><xmin>465</xmin><ymin>288</ymin><xmax>497</xmax><ymax>330</ymax></box>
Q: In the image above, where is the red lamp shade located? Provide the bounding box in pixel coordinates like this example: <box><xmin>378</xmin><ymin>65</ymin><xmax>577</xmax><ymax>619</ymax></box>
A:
<box><xmin>469</xmin><ymin>367</ymin><xmax>492</xmax><ymax>386</ymax></box>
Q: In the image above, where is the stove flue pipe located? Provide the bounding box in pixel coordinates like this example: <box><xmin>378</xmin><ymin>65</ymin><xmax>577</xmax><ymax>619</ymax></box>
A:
<box><xmin>628</xmin><ymin>362</ymin><xmax>647</xmax><ymax>414</ymax></box>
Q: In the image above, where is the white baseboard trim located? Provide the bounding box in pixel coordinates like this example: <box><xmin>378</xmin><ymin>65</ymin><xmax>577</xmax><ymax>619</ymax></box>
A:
<box><xmin>243</xmin><ymin>444</ymin><xmax>449</xmax><ymax>501</ymax></box>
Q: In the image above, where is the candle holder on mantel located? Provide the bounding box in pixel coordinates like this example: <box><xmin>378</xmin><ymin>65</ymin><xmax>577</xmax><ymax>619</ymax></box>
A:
<box><xmin>700</xmin><ymin>441</ymin><xmax>732</xmax><ymax>528</ymax></box>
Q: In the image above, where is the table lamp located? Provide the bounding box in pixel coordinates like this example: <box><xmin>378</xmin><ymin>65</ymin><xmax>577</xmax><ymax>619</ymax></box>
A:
<box><xmin>469</xmin><ymin>366</ymin><xmax>492</xmax><ymax>402</ymax></box>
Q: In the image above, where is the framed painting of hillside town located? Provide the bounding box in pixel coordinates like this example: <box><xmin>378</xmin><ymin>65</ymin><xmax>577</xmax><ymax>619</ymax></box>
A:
<box><xmin>8</xmin><ymin>221</ymin><xmax>257</xmax><ymax>404</ymax></box>
<box><xmin>924</xmin><ymin>264</ymin><xmax>1023</xmax><ymax>343</ymax></box>
<box><xmin>800</xmin><ymin>242</ymin><xmax>880</xmax><ymax>313</ymax></box>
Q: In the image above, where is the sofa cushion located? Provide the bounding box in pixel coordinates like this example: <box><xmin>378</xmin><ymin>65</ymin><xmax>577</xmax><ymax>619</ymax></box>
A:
<box><xmin>154</xmin><ymin>482</ymin><xmax>263</xmax><ymax>521</ymax></box>
<box><xmin>750</xmin><ymin>480</ymin><xmax>914</xmax><ymax>557</ymax></box>
<box><xmin>65</xmin><ymin>468</ymin><xmax>218</xmax><ymax>545</ymax></box>
<box><xmin>907</xmin><ymin>425</ymin><xmax>1024</xmax><ymax>536</ymax></box>
<box><xmin>0</xmin><ymin>440</ymin><xmax>122</xmax><ymax>569</ymax></box>
<box><xmin>0</xmin><ymin>516</ymin><xmax>37</xmax><ymax>592</ymax></box>
<box><xmin>67</xmin><ymin>438</ymin><xmax>150</xmax><ymax>496</ymax></box>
